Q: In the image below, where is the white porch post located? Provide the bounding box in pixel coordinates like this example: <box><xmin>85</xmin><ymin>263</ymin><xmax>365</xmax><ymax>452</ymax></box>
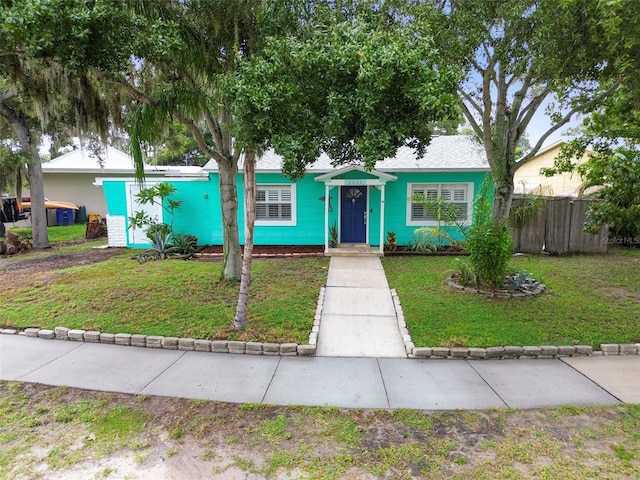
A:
<box><xmin>379</xmin><ymin>183</ymin><xmax>386</xmax><ymax>255</ymax></box>
<box><xmin>324</xmin><ymin>183</ymin><xmax>330</xmax><ymax>253</ymax></box>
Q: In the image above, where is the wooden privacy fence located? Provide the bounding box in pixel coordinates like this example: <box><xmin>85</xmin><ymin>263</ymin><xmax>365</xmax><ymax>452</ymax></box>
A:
<box><xmin>511</xmin><ymin>197</ymin><xmax>608</xmax><ymax>254</ymax></box>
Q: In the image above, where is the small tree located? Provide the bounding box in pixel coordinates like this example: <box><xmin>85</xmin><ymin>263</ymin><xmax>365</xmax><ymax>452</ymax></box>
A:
<box><xmin>467</xmin><ymin>180</ymin><xmax>513</xmax><ymax>287</ymax></box>
<box><xmin>411</xmin><ymin>194</ymin><xmax>469</xmax><ymax>248</ymax></box>
<box><xmin>128</xmin><ymin>182</ymin><xmax>182</xmax><ymax>241</ymax></box>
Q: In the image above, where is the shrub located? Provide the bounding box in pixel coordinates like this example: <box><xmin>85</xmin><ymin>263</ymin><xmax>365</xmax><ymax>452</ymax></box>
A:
<box><xmin>451</xmin><ymin>258</ymin><xmax>475</xmax><ymax>285</ymax></box>
<box><xmin>405</xmin><ymin>229</ymin><xmax>436</xmax><ymax>252</ymax></box>
<box><xmin>467</xmin><ymin>180</ymin><xmax>513</xmax><ymax>287</ymax></box>
<box><xmin>145</xmin><ymin>222</ymin><xmax>172</xmax><ymax>242</ymax></box>
<box><xmin>172</xmin><ymin>234</ymin><xmax>198</xmax><ymax>255</ymax></box>
<box><xmin>329</xmin><ymin>223</ymin><xmax>338</xmax><ymax>248</ymax></box>
<box><xmin>138</xmin><ymin>230</ymin><xmax>178</xmax><ymax>262</ymax></box>
<box><xmin>384</xmin><ymin>231</ymin><xmax>397</xmax><ymax>251</ymax></box>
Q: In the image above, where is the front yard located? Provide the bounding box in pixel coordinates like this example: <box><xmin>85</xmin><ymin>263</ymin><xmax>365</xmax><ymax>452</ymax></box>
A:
<box><xmin>1</xmin><ymin>234</ymin><xmax>639</xmax><ymax>348</ymax></box>
<box><xmin>383</xmin><ymin>248</ymin><xmax>640</xmax><ymax>348</ymax></box>
<box><xmin>0</xmin><ymin>244</ymin><xmax>328</xmax><ymax>344</ymax></box>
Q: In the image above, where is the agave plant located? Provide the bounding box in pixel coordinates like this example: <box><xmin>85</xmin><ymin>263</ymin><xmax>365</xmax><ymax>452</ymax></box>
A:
<box><xmin>143</xmin><ymin>231</ymin><xmax>178</xmax><ymax>260</ymax></box>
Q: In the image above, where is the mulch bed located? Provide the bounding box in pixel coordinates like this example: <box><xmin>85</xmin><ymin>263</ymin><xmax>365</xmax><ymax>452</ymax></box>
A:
<box><xmin>199</xmin><ymin>245</ymin><xmax>325</xmax><ymax>255</ymax></box>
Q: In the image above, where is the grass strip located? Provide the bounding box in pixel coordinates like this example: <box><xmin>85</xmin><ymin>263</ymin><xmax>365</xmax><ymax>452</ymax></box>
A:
<box><xmin>2</xmin><ymin>382</ymin><xmax>639</xmax><ymax>480</ymax></box>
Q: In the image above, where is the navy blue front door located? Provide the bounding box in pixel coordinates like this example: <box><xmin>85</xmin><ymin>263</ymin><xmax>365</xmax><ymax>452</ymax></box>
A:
<box><xmin>340</xmin><ymin>186</ymin><xmax>367</xmax><ymax>243</ymax></box>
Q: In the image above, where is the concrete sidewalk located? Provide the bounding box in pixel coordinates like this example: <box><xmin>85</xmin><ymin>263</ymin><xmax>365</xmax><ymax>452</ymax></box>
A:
<box><xmin>2</xmin><ymin>335</ymin><xmax>639</xmax><ymax>409</ymax></box>
<box><xmin>316</xmin><ymin>256</ymin><xmax>406</xmax><ymax>357</ymax></box>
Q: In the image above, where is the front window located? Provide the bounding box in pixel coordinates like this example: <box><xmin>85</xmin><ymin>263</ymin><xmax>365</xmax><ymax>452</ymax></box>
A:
<box><xmin>407</xmin><ymin>183</ymin><xmax>472</xmax><ymax>225</ymax></box>
<box><xmin>256</xmin><ymin>184</ymin><xmax>296</xmax><ymax>226</ymax></box>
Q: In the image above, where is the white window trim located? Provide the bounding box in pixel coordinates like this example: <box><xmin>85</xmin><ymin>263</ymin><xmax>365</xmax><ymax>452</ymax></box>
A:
<box><xmin>406</xmin><ymin>182</ymin><xmax>474</xmax><ymax>227</ymax></box>
<box><xmin>254</xmin><ymin>183</ymin><xmax>297</xmax><ymax>227</ymax></box>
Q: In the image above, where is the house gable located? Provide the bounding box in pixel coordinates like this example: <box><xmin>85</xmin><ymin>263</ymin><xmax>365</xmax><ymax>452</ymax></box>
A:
<box><xmin>314</xmin><ymin>165</ymin><xmax>397</xmax><ymax>184</ymax></box>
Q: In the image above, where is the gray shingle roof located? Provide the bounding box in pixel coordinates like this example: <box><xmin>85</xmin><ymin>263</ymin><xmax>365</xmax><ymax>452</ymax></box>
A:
<box><xmin>203</xmin><ymin>135</ymin><xmax>489</xmax><ymax>172</ymax></box>
<box><xmin>44</xmin><ymin>146</ymin><xmax>204</xmax><ymax>176</ymax></box>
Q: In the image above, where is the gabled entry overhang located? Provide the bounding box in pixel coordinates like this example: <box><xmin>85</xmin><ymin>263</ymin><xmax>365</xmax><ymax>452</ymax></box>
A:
<box><xmin>314</xmin><ymin>165</ymin><xmax>397</xmax><ymax>185</ymax></box>
<box><xmin>315</xmin><ymin>166</ymin><xmax>397</xmax><ymax>255</ymax></box>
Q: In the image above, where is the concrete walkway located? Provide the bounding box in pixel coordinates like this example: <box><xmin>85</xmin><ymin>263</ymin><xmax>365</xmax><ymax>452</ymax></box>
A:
<box><xmin>2</xmin><ymin>335</ymin><xmax>639</xmax><ymax>409</ymax></box>
<box><xmin>316</xmin><ymin>256</ymin><xmax>406</xmax><ymax>357</ymax></box>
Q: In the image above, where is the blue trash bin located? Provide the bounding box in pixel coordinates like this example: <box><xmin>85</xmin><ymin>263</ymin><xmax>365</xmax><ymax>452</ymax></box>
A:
<box><xmin>56</xmin><ymin>208</ymin><xmax>74</xmax><ymax>226</ymax></box>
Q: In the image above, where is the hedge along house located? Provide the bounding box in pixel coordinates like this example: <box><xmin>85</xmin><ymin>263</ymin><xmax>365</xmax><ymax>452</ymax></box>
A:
<box><xmin>100</xmin><ymin>135</ymin><xmax>489</xmax><ymax>252</ymax></box>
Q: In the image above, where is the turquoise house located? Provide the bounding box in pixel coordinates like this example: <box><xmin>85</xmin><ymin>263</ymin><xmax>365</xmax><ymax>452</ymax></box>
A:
<box><xmin>98</xmin><ymin>135</ymin><xmax>490</xmax><ymax>253</ymax></box>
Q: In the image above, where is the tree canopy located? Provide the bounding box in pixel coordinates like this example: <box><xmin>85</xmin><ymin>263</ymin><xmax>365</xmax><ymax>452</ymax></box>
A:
<box><xmin>230</xmin><ymin>8</ymin><xmax>460</xmax><ymax>179</ymax></box>
<box><xmin>421</xmin><ymin>0</ymin><xmax>626</xmax><ymax>221</ymax></box>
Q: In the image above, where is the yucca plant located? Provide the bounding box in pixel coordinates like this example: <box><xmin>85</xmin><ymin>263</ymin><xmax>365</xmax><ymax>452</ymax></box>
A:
<box><xmin>329</xmin><ymin>223</ymin><xmax>338</xmax><ymax>247</ymax></box>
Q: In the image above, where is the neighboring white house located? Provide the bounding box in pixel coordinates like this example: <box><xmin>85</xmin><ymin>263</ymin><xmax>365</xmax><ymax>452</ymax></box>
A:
<box><xmin>24</xmin><ymin>146</ymin><xmax>204</xmax><ymax>225</ymax></box>
<box><xmin>514</xmin><ymin>141</ymin><xmax>591</xmax><ymax>197</ymax></box>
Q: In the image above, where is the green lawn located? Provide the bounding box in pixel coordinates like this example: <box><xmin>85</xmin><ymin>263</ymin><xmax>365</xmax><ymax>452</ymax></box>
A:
<box><xmin>7</xmin><ymin>224</ymin><xmax>87</xmax><ymax>243</ymax></box>
<box><xmin>382</xmin><ymin>248</ymin><xmax>640</xmax><ymax>348</ymax></box>
<box><xmin>1</xmin><ymin>250</ymin><xmax>329</xmax><ymax>344</ymax></box>
<box><xmin>3</xmin><ymin>239</ymin><xmax>639</xmax><ymax>347</ymax></box>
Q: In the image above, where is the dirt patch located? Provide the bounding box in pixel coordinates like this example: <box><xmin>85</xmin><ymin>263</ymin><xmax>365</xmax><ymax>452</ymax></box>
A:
<box><xmin>602</xmin><ymin>286</ymin><xmax>640</xmax><ymax>303</ymax></box>
<box><xmin>3</xmin><ymin>383</ymin><xmax>639</xmax><ymax>480</ymax></box>
<box><xmin>0</xmin><ymin>247</ymin><xmax>125</xmax><ymax>292</ymax></box>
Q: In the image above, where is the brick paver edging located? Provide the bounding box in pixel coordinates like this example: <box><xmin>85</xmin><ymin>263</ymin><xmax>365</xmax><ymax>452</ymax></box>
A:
<box><xmin>0</xmin><ymin>327</ymin><xmax>316</xmax><ymax>357</ymax></box>
<box><xmin>389</xmin><ymin>289</ymin><xmax>640</xmax><ymax>360</ymax></box>
<box><xmin>3</xmin><ymin>286</ymin><xmax>638</xmax><ymax>359</ymax></box>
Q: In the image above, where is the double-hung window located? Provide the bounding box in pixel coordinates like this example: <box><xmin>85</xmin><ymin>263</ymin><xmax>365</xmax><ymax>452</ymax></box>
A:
<box><xmin>255</xmin><ymin>184</ymin><xmax>296</xmax><ymax>226</ymax></box>
<box><xmin>407</xmin><ymin>183</ymin><xmax>472</xmax><ymax>226</ymax></box>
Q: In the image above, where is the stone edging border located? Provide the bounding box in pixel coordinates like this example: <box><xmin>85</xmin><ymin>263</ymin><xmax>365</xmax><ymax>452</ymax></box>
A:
<box><xmin>3</xmin><ymin>286</ymin><xmax>638</xmax><ymax>360</ymax></box>
<box><xmin>446</xmin><ymin>276</ymin><xmax>546</xmax><ymax>299</ymax></box>
<box><xmin>389</xmin><ymin>288</ymin><xmax>640</xmax><ymax>359</ymax></box>
<box><xmin>0</xmin><ymin>327</ymin><xmax>316</xmax><ymax>357</ymax></box>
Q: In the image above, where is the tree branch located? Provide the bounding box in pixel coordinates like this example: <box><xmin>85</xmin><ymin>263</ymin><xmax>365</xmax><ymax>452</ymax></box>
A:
<box><xmin>177</xmin><ymin>113</ymin><xmax>224</xmax><ymax>163</ymax></box>
<box><xmin>0</xmin><ymin>50</ymin><xmax>26</xmax><ymax>57</ymax></box>
<box><xmin>510</xmin><ymin>70</ymin><xmax>535</xmax><ymax>122</ymax></box>
<box><xmin>460</xmin><ymin>100</ymin><xmax>483</xmax><ymax>138</ymax></box>
<box><xmin>93</xmin><ymin>68</ymin><xmax>226</xmax><ymax>164</ymax></box>
<box><xmin>517</xmin><ymin>82</ymin><xmax>621</xmax><ymax>166</ymax></box>
<box><xmin>204</xmin><ymin>110</ymin><xmax>224</xmax><ymax>152</ymax></box>
<box><xmin>516</xmin><ymin>85</ymin><xmax>552</xmax><ymax>128</ymax></box>
<box><xmin>459</xmin><ymin>89</ymin><xmax>484</xmax><ymax>118</ymax></box>
<box><xmin>99</xmin><ymin>72</ymin><xmax>159</xmax><ymax>107</ymax></box>
<box><xmin>469</xmin><ymin>58</ymin><xmax>485</xmax><ymax>76</ymax></box>
<box><xmin>481</xmin><ymin>61</ymin><xmax>494</xmax><ymax>148</ymax></box>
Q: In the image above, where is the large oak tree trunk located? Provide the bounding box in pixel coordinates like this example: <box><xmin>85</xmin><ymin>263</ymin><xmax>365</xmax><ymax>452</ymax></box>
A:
<box><xmin>0</xmin><ymin>95</ymin><xmax>49</xmax><ymax>249</ymax></box>
<box><xmin>27</xmin><ymin>159</ymin><xmax>50</xmax><ymax>249</ymax></box>
<box><xmin>234</xmin><ymin>150</ymin><xmax>256</xmax><ymax>329</ymax></box>
<box><xmin>218</xmin><ymin>159</ymin><xmax>242</xmax><ymax>281</ymax></box>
